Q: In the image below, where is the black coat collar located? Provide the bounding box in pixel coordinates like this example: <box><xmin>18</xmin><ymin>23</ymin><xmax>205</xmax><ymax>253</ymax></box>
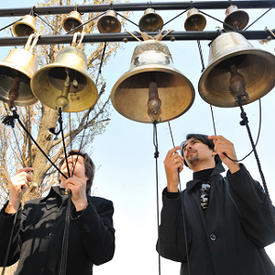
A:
<box><xmin>186</xmin><ymin>162</ymin><xmax>225</xmax><ymax>192</ymax></box>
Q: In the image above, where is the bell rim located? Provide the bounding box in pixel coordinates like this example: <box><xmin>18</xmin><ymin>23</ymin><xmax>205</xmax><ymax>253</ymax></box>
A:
<box><xmin>198</xmin><ymin>49</ymin><xmax>275</xmax><ymax>107</ymax></box>
<box><xmin>97</xmin><ymin>15</ymin><xmax>122</xmax><ymax>33</ymax></box>
<box><xmin>12</xmin><ymin>15</ymin><xmax>37</xmax><ymax>36</ymax></box>
<box><xmin>223</xmin><ymin>10</ymin><xmax>249</xmax><ymax>31</ymax></box>
<box><xmin>0</xmin><ymin>62</ymin><xmax>33</xmax><ymax>79</ymax></box>
<box><xmin>30</xmin><ymin>64</ymin><xmax>98</xmax><ymax>112</ymax></box>
<box><xmin>0</xmin><ymin>54</ymin><xmax>37</xmax><ymax>106</ymax></box>
<box><xmin>0</xmin><ymin>95</ymin><xmax>38</xmax><ymax>107</ymax></box>
<box><xmin>63</xmin><ymin>18</ymin><xmax>83</xmax><ymax>33</ymax></box>
<box><xmin>184</xmin><ymin>15</ymin><xmax>207</xmax><ymax>31</ymax></box>
<box><xmin>111</xmin><ymin>65</ymin><xmax>195</xmax><ymax>123</ymax></box>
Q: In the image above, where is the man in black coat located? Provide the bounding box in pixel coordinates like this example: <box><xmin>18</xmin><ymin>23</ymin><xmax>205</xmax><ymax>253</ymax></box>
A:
<box><xmin>157</xmin><ymin>134</ymin><xmax>275</xmax><ymax>275</ymax></box>
<box><xmin>0</xmin><ymin>150</ymin><xmax>115</xmax><ymax>275</ymax></box>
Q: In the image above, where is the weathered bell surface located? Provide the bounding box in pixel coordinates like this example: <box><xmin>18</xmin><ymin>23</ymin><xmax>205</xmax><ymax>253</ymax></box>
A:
<box><xmin>12</xmin><ymin>15</ymin><xmax>37</xmax><ymax>37</ymax></box>
<box><xmin>198</xmin><ymin>32</ymin><xmax>275</xmax><ymax>107</ymax></box>
<box><xmin>184</xmin><ymin>8</ymin><xmax>206</xmax><ymax>31</ymax></box>
<box><xmin>97</xmin><ymin>10</ymin><xmax>121</xmax><ymax>33</ymax></box>
<box><xmin>63</xmin><ymin>11</ymin><xmax>83</xmax><ymax>33</ymax></box>
<box><xmin>223</xmin><ymin>5</ymin><xmax>249</xmax><ymax>31</ymax></box>
<box><xmin>139</xmin><ymin>8</ymin><xmax>163</xmax><ymax>32</ymax></box>
<box><xmin>111</xmin><ymin>40</ymin><xmax>195</xmax><ymax>123</ymax></box>
<box><xmin>31</xmin><ymin>46</ymin><xmax>98</xmax><ymax>112</ymax></box>
<box><xmin>0</xmin><ymin>48</ymin><xmax>37</xmax><ymax>106</ymax></box>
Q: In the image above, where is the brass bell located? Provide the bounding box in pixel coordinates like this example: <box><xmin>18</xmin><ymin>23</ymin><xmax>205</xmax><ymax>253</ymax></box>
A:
<box><xmin>0</xmin><ymin>48</ymin><xmax>38</xmax><ymax>106</ymax></box>
<box><xmin>12</xmin><ymin>15</ymin><xmax>37</xmax><ymax>37</ymax></box>
<box><xmin>223</xmin><ymin>5</ymin><xmax>249</xmax><ymax>31</ymax></box>
<box><xmin>97</xmin><ymin>10</ymin><xmax>121</xmax><ymax>33</ymax></box>
<box><xmin>139</xmin><ymin>8</ymin><xmax>163</xmax><ymax>32</ymax></box>
<box><xmin>184</xmin><ymin>8</ymin><xmax>206</xmax><ymax>31</ymax></box>
<box><xmin>63</xmin><ymin>11</ymin><xmax>83</xmax><ymax>33</ymax></box>
<box><xmin>31</xmin><ymin>46</ymin><xmax>98</xmax><ymax>112</ymax></box>
<box><xmin>198</xmin><ymin>32</ymin><xmax>275</xmax><ymax>107</ymax></box>
<box><xmin>111</xmin><ymin>40</ymin><xmax>195</xmax><ymax>123</ymax></box>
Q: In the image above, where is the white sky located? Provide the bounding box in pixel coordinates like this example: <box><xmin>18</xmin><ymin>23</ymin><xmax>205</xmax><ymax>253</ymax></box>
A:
<box><xmin>0</xmin><ymin>1</ymin><xmax>274</xmax><ymax>275</ymax></box>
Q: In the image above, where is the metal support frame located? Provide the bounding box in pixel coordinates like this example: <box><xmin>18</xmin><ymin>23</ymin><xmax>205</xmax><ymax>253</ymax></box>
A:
<box><xmin>0</xmin><ymin>1</ymin><xmax>273</xmax><ymax>46</ymax></box>
<box><xmin>0</xmin><ymin>31</ymin><xmax>273</xmax><ymax>46</ymax></box>
<box><xmin>0</xmin><ymin>1</ymin><xmax>274</xmax><ymax>17</ymax></box>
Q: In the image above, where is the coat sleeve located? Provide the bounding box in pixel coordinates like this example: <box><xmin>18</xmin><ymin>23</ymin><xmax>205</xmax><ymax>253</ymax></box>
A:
<box><xmin>227</xmin><ymin>164</ymin><xmax>275</xmax><ymax>248</ymax></box>
<box><xmin>0</xmin><ymin>202</ymin><xmax>21</xmax><ymax>266</ymax></box>
<box><xmin>157</xmin><ymin>188</ymin><xmax>189</xmax><ymax>262</ymax></box>
<box><xmin>73</xmin><ymin>197</ymin><xmax>115</xmax><ymax>265</ymax></box>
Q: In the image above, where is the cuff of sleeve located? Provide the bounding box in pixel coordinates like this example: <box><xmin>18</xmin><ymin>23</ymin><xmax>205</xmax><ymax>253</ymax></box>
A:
<box><xmin>73</xmin><ymin>201</ymin><xmax>97</xmax><ymax>232</ymax></box>
<box><xmin>163</xmin><ymin>188</ymin><xmax>180</xmax><ymax>199</ymax></box>
<box><xmin>0</xmin><ymin>201</ymin><xmax>17</xmax><ymax>218</ymax></box>
<box><xmin>226</xmin><ymin>163</ymin><xmax>247</xmax><ymax>179</ymax></box>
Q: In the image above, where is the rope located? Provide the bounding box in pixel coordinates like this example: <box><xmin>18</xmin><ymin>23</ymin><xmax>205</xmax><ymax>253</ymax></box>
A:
<box><xmin>152</xmin><ymin>121</ymin><xmax>161</xmax><ymax>275</ymax></box>
<box><xmin>237</xmin><ymin>101</ymin><xmax>275</xmax><ymax>227</ymax></box>
<box><xmin>71</xmin><ymin>40</ymin><xmax>107</xmax><ymax>176</ymax></box>
<box><xmin>2</xmin><ymin>107</ymin><xmax>67</xmax><ymax>179</ymax></box>
<box><xmin>166</xmin><ymin>121</ymin><xmax>190</xmax><ymax>273</ymax></box>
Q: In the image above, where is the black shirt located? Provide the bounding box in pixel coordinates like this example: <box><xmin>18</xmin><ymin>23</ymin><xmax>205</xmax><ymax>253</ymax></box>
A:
<box><xmin>0</xmin><ymin>186</ymin><xmax>115</xmax><ymax>275</ymax></box>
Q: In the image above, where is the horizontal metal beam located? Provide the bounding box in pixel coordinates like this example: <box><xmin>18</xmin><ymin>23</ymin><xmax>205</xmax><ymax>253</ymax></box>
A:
<box><xmin>0</xmin><ymin>31</ymin><xmax>272</xmax><ymax>47</ymax></box>
<box><xmin>0</xmin><ymin>1</ymin><xmax>274</xmax><ymax>17</ymax></box>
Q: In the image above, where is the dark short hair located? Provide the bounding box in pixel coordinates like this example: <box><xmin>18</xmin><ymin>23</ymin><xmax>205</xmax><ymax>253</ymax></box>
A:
<box><xmin>180</xmin><ymin>133</ymin><xmax>221</xmax><ymax>167</ymax></box>
<box><xmin>59</xmin><ymin>150</ymin><xmax>95</xmax><ymax>195</ymax></box>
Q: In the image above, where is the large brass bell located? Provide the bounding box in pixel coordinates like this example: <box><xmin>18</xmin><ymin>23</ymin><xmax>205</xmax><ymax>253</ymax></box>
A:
<box><xmin>184</xmin><ymin>8</ymin><xmax>206</xmax><ymax>31</ymax></box>
<box><xmin>223</xmin><ymin>5</ymin><xmax>249</xmax><ymax>31</ymax></box>
<box><xmin>12</xmin><ymin>15</ymin><xmax>37</xmax><ymax>37</ymax></box>
<box><xmin>139</xmin><ymin>8</ymin><xmax>163</xmax><ymax>32</ymax></box>
<box><xmin>0</xmin><ymin>49</ymin><xmax>37</xmax><ymax>107</ymax></box>
<box><xmin>97</xmin><ymin>10</ymin><xmax>121</xmax><ymax>33</ymax></box>
<box><xmin>111</xmin><ymin>40</ymin><xmax>195</xmax><ymax>123</ymax></box>
<box><xmin>198</xmin><ymin>32</ymin><xmax>275</xmax><ymax>107</ymax></box>
<box><xmin>31</xmin><ymin>46</ymin><xmax>98</xmax><ymax>112</ymax></box>
<box><xmin>63</xmin><ymin>11</ymin><xmax>83</xmax><ymax>33</ymax></box>
<box><xmin>0</xmin><ymin>34</ymin><xmax>38</xmax><ymax>107</ymax></box>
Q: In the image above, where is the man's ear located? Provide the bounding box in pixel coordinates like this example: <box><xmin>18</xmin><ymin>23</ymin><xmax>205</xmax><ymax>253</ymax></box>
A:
<box><xmin>211</xmin><ymin>150</ymin><xmax>217</xmax><ymax>158</ymax></box>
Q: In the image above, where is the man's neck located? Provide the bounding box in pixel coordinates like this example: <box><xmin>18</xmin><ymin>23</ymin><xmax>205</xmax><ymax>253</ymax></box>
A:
<box><xmin>190</xmin><ymin>161</ymin><xmax>215</xmax><ymax>172</ymax></box>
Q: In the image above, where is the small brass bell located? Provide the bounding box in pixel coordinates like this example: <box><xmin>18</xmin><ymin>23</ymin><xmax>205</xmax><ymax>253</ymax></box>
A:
<box><xmin>0</xmin><ymin>49</ymin><xmax>38</xmax><ymax>107</ymax></box>
<box><xmin>184</xmin><ymin>8</ymin><xmax>206</xmax><ymax>31</ymax></box>
<box><xmin>223</xmin><ymin>5</ymin><xmax>249</xmax><ymax>31</ymax></box>
<box><xmin>12</xmin><ymin>15</ymin><xmax>37</xmax><ymax>37</ymax></box>
<box><xmin>97</xmin><ymin>10</ymin><xmax>121</xmax><ymax>33</ymax></box>
<box><xmin>63</xmin><ymin>11</ymin><xmax>83</xmax><ymax>33</ymax></box>
<box><xmin>139</xmin><ymin>8</ymin><xmax>163</xmax><ymax>32</ymax></box>
<box><xmin>31</xmin><ymin>46</ymin><xmax>98</xmax><ymax>112</ymax></box>
<box><xmin>111</xmin><ymin>40</ymin><xmax>195</xmax><ymax>123</ymax></box>
<box><xmin>198</xmin><ymin>32</ymin><xmax>275</xmax><ymax>107</ymax></box>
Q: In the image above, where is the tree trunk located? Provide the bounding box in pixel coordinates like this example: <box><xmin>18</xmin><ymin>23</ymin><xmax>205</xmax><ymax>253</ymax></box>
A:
<box><xmin>29</xmin><ymin>106</ymin><xmax>58</xmax><ymax>197</ymax></box>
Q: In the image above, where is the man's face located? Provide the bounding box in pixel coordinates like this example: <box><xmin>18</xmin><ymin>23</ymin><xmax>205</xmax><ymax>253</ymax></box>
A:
<box><xmin>182</xmin><ymin>138</ymin><xmax>214</xmax><ymax>167</ymax></box>
<box><xmin>60</xmin><ymin>154</ymin><xmax>87</xmax><ymax>182</ymax></box>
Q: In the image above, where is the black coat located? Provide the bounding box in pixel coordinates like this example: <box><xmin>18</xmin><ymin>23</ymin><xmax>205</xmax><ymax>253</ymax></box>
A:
<box><xmin>157</xmin><ymin>164</ymin><xmax>275</xmax><ymax>275</ymax></box>
<box><xmin>0</xmin><ymin>186</ymin><xmax>115</xmax><ymax>275</ymax></box>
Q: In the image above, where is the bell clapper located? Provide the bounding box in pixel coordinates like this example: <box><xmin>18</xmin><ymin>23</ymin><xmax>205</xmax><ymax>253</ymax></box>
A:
<box><xmin>147</xmin><ymin>80</ymin><xmax>161</xmax><ymax>122</ymax></box>
<box><xmin>229</xmin><ymin>64</ymin><xmax>249</xmax><ymax>105</ymax></box>
<box><xmin>56</xmin><ymin>68</ymin><xmax>71</xmax><ymax>110</ymax></box>
<box><xmin>8</xmin><ymin>74</ymin><xmax>20</xmax><ymax>109</ymax></box>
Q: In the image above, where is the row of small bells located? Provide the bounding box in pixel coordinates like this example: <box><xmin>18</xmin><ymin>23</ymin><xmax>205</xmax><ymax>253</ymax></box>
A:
<box><xmin>10</xmin><ymin>5</ymin><xmax>251</xmax><ymax>36</ymax></box>
<box><xmin>0</xmin><ymin>5</ymin><xmax>274</xmax><ymax>123</ymax></box>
